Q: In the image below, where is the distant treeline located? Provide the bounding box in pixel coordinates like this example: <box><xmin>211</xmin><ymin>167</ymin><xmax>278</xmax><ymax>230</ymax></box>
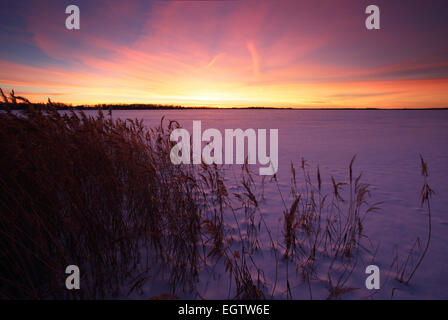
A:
<box><xmin>0</xmin><ymin>100</ymin><xmax>284</xmax><ymax>111</ymax></box>
<box><xmin>0</xmin><ymin>102</ymin><xmax>195</xmax><ymax>110</ymax></box>
<box><xmin>1</xmin><ymin>89</ymin><xmax>446</xmax><ymax>111</ymax></box>
<box><xmin>3</xmin><ymin>103</ymin><xmax>447</xmax><ymax>111</ymax></box>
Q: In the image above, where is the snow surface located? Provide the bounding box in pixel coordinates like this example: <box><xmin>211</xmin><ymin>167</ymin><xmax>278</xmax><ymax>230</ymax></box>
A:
<box><xmin>88</xmin><ymin>109</ymin><xmax>448</xmax><ymax>299</ymax></box>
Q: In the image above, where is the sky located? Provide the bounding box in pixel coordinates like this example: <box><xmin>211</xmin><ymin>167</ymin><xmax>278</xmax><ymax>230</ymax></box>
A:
<box><xmin>0</xmin><ymin>0</ymin><xmax>447</xmax><ymax>108</ymax></box>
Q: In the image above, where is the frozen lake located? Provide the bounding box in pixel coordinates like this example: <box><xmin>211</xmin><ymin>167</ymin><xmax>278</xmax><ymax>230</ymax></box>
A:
<box><xmin>83</xmin><ymin>109</ymin><xmax>448</xmax><ymax>299</ymax></box>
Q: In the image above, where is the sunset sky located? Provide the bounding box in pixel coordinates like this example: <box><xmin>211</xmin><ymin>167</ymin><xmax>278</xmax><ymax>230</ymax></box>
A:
<box><xmin>0</xmin><ymin>0</ymin><xmax>447</xmax><ymax>108</ymax></box>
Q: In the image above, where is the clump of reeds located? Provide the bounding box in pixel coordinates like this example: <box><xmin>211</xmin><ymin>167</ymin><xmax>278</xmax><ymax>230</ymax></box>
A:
<box><xmin>275</xmin><ymin>155</ymin><xmax>382</xmax><ymax>299</ymax></box>
<box><xmin>0</xmin><ymin>92</ymin><xmax>215</xmax><ymax>298</ymax></box>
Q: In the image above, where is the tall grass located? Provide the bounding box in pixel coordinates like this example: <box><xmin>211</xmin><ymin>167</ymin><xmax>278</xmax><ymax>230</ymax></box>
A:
<box><xmin>0</xmin><ymin>100</ymin><xmax>208</xmax><ymax>298</ymax></box>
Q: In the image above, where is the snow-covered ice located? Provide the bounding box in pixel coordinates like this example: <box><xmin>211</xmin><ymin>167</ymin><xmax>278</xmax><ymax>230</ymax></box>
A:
<box><xmin>86</xmin><ymin>109</ymin><xmax>448</xmax><ymax>299</ymax></box>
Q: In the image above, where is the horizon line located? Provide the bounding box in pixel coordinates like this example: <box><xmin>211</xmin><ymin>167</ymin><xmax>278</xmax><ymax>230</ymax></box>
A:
<box><xmin>2</xmin><ymin>102</ymin><xmax>447</xmax><ymax>111</ymax></box>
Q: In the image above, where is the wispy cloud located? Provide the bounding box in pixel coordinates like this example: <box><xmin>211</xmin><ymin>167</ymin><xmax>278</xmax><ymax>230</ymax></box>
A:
<box><xmin>247</xmin><ymin>41</ymin><xmax>260</xmax><ymax>77</ymax></box>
